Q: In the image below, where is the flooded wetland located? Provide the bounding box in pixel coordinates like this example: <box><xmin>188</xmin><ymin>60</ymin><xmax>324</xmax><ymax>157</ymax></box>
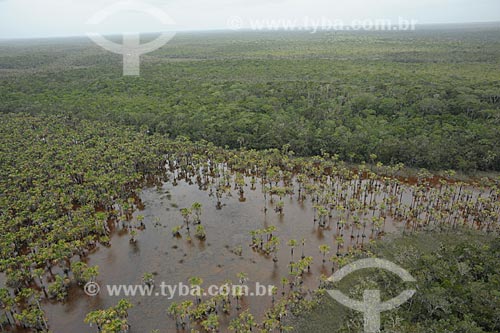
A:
<box><xmin>37</xmin><ymin>155</ymin><xmax>499</xmax><ymax>332</ymax></box>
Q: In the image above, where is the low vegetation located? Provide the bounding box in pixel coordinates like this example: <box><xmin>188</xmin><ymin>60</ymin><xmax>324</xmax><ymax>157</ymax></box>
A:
<box><xmin>292</xmin><ymin>230</ymin><xmax>500</xmax><ymax>333</ymax></box>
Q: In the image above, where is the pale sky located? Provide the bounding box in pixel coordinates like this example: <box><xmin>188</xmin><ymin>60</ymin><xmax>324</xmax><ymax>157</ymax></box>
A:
<box><xmin>1</xmin><ymin>0</ymin><xmax>500</xmax><ymax>39</ymax></box>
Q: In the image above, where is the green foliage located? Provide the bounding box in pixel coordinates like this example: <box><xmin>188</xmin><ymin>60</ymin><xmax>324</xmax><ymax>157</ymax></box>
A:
<box><xmin>0</xmin><ymin>114</ymin><xmax>169</xmax><ymax>330</ymax></box>
<box><xmin>72</xmin><ymin>261</ymin><xmax>99</xmax><ymax>285</ymax></box>
<box><xmin>0</xmin><ymin>114</ymin><xmax>169</xmax><ymax>271</ymax></box>
<box><xmin>294</xmin><ymin>231</ymin><xmax>500</xmax><ymax>333</ymax></box>
<box><xmin>84</xmin><ymin>299</ymin><xmax>133</xmax><ymax>333</ymax></box>
<box><xmin>1</xmin><ymin>29</ymin><xmax>499</xmax><ymax>171</ymax></box>
<box><xmin>229</xmin><ymin>310</ymin><xmax>256</xmax><ymax>332</ymax></box>
<box><xmin>142</xmin><ymin>272</ymin><xmax>154</xmax><ymax>286</ymax></box>
<box><xmin>195</xmin><ymin>224</ymin><xmax>206</xmax><ymax>240</ymax></box>
<box><xmin>47</xmin><ymin>275</ymin><xmax>70</xmax><ymax>301</ymax></box>
<box><xmin>386</xmin><ymin>238</ymin><xmax>500</xmax><ymax>333</ymax></box>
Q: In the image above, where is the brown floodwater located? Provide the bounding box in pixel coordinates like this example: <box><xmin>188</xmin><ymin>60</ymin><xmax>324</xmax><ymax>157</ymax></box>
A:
<box><xmin>9</xmin><ymin>175</ymin><xmax>424</xmax><ymax>333</ymax></box>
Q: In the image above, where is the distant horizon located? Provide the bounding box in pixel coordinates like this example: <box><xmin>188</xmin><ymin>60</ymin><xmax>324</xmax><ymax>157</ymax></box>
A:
<box><xmin>2</xmin><ymin>0</ymin><xmax>500</xmax><ymax>39</ymax></box>
<box><xmin>1</xmin><ymin>20</ymin><xmax>500</xmax><ymax>42</ymax></box>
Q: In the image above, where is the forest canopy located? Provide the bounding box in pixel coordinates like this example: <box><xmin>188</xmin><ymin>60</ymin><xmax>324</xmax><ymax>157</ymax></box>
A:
<box><xmin>1</xmin><ymin>28</ymin><xmax>500</xmax><ymax>171</ymax></box>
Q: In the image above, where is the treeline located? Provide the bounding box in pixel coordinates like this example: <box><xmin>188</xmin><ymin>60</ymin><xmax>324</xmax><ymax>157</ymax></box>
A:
<box><xmin>1</xmin><ymin>29</ymin><xmax>499</xmax><ymax>171</ymax></box>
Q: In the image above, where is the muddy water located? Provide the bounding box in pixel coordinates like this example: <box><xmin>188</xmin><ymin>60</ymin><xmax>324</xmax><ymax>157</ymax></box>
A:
<box><xmin>38</xmin><ymin>177</ymin><xmax>405</xmax><ymax>333</ymax></box>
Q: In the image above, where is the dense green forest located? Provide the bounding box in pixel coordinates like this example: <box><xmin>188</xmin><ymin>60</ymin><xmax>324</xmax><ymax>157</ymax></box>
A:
<box><xmin>1</xmin><ymin>26</ymin><xmax>500</xmax><ymax>171</ymax></box>
<box><xmin>293</xmin><ymin>230</ymin><xmax>500</xmax><ymax>333</ymax></box>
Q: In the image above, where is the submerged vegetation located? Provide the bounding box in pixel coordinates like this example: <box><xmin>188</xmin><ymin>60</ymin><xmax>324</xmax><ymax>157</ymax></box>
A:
<box><xmin>0</xmin><ymin>113</ymin><xmax>499</xmax><ymax>332</ymax></box>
